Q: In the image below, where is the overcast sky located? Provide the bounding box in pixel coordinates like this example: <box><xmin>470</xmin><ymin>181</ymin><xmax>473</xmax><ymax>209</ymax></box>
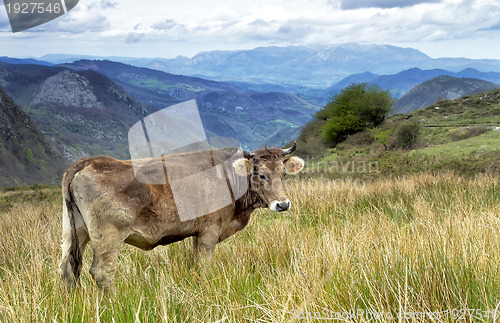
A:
<box><xmin>0</xmin><ymin>0</ymin><xmax>499</xmax><ymax>59</ymax></box>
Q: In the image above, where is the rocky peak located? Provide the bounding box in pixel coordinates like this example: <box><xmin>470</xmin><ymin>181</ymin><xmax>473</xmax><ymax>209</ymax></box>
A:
<box><xmin>31</xmin><ymin>70</ymin><xmax>104</xmax><ymax>109</ymax></box>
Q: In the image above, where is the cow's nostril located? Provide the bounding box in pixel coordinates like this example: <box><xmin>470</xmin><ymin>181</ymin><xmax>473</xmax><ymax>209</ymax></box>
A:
<box><xmin>270</xmin><ymin>199</ymin><xmax>291</xmax><ymax>212</ymax></box>
<box><xmin>278</xmin><ymin>200</ymin><xmax>290</xmax><ymax>211</ymax></box>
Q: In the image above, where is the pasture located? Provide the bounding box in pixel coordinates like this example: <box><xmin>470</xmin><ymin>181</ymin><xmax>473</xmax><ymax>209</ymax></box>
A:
<box><xmin>0</xmin><ymin>173</ymin><xmax>499</xmax><ymax>322</ymax></box>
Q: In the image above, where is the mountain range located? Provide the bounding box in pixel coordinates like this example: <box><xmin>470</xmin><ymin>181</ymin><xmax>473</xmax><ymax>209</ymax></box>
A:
<box><xmin>325</xmin><ymin>68</ymin><xmax>500</xmax><ymax>102</ymax></box>
<box><xmin>61</xmin><ymin>60</ymin><xmax>317</xmax><ymax>148</ymax></box>
<box><xmin>0</xmin><ymin>60</ymin><xmax>318</xmax><ymax>161</ymax></box>
<box><xmin>39</xmin><ymin>44</ymin><xmax>500</xmax><ymax>89</ymax></box>
<box><xmin>26</xmin><ymin>44</ymin><xmax>500</xmax><ymax>108</ymax></box>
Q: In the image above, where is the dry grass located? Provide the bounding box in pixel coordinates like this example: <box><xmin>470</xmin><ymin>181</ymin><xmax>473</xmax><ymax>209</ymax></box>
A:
<box><xmin>0</xmin><ymin>173</ymin><xmax>499</xmax><ymax>322</ymax></box>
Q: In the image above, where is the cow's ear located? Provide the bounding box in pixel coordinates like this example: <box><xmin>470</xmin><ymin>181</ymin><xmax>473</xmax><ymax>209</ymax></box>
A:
<box><xmin>284</xmin><ymin>156</ymin><xmax>304</xmax><ymax>174</ymax></box>
<box><xmin>233</xmin><ymin>158</ymin><xmax>253</xmax><ymax>176</ymax></box>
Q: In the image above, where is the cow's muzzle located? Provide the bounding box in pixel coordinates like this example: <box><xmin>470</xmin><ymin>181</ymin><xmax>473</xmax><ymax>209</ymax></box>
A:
<box><xmin>269</xmin><ymin>199</ymin><xmax>291</xmax><ymax>212</ymax></box>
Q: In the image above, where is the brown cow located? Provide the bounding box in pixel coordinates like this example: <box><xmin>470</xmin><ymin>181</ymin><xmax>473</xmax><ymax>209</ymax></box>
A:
<box><xmin>59</xmin><ymin>143</ymin><xmax>304</xmax><ymax>288</ymax></box>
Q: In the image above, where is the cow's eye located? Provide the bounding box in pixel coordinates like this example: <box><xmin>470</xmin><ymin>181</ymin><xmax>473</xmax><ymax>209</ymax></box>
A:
<box><xmin>283</xmin><ymin>172</ymin><xmax>287</xmax><ymax>177</ymax></box>
<box><xmin>259</xmin><ymin>174</ymin><xmax>267</xmax><ymax>180</ymax></box>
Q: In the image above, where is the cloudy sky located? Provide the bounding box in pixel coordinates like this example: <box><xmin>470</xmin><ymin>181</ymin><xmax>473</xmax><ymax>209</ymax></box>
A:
<box><xmin>0</xmin><ymin>0</ymin><xmax>499</xmax><ymax>59</ymax></box>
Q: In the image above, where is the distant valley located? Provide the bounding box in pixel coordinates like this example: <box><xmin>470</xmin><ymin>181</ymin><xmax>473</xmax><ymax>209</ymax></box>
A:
<box><xmin>61</xmin><ymin>60</ymin><xmax>318</xmax><ymax>150</ymax></box>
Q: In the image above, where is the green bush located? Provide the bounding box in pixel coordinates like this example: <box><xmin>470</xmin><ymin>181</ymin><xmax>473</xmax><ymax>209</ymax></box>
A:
<box><xmin>316</xmin><ymin>83</ymin><xmax>393</xmax><ymax>146</ymax></box>
<box><xmin>390</xmin><ymin>121</ymin><xmax>421</xmax><ymax>150</ymax></box>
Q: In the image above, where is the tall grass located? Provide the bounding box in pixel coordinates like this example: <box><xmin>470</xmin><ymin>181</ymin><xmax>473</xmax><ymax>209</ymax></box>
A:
<box><xmin>0</xmin><ymin>173</ymin><xmax>499</xmax><ymax>322</ymax></box>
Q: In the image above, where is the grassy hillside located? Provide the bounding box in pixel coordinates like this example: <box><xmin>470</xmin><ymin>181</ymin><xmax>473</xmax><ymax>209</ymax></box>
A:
<box><xmin>0</xmin><ymin>86</ymin><xmax>67</xmax><ymax>187</ymax></box>
<box><xmin>297</xmin><ymin>89</ymin><xmax>500</xmax><ymax>178</ymax></box>
<box><xmin>0</xmin><ymin>173</ymin><xmax>498</xmax><ymax>321</ymax></box>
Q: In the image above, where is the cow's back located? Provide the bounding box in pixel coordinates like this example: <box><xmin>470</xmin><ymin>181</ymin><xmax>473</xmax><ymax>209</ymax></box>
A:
<box><xmin>67</xmin><ymin>155</ymin><xmax>238</xmax><ymax>249</ymax></box>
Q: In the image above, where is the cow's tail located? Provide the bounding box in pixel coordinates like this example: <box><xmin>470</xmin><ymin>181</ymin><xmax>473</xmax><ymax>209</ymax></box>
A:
<box><xmin>59</xmin><ymin>158</ymin><xmax>91</xmax><ymax>289</ymax></box>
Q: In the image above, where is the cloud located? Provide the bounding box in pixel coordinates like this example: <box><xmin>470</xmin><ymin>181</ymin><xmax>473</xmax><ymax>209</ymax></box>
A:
<box><xmin>152</xmin><ymin>19</ymin><xmax>177</xmax><ymax>30</ymax></box>
<box><xmin>2</xmin><ymin>0</ymin><xmax>500</xmax><ymax>60</ymax></box>
<box><xmin>100</xmin><ymin>1</ymin><xmax>118</xmax><ymax>9</ymax></box>
<box><xmin>480</xmin><ymin>22</ymin><xmax>500</xmax><ymax>31</ymax></box>
<box><xmin>340</xmin><ymin>0</ymin><xmax>442</xmax><ymax>10</ymax></box>
<box><xmin>18</xmin><ymin>0</ymin><xmax>113</xmax><ymax>33</ymax></box>
<box><xmin>58</xmin><ymin>13</ymin><xmax>111</xmax><ymax>33</ymax></box>
<box><xmin>126</xmin><ymin>32</ymin><xmax>145</xmax><ymax>43</ymax></box>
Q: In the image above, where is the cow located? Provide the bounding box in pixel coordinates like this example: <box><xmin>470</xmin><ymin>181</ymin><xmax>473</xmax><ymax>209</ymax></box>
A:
<box><xmin>58</xmin><ymin>143</ymin><xmax>304</xmax><ymax>289</ymax></box>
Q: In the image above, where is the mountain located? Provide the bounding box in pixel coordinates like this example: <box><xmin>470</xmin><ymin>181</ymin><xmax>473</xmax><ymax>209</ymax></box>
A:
<box><xmin>40</xmin><ymin>44</ymin><xmax>500</xmax><ymax>89</ymax></box>
<box><xmin>26</xmin><ymin>69</ymin><xmax>157</xmax><ymax>161</ymax></box>
<box><xmin>61</xmin><ymin>59</ymin><xmax>239</xmax><ymax>108</ymax></box>
<box><xmin>0</xmin><ymin>56</ymin><xmax>53</xmax><ymax>66</ymax></box>
<box><xmin>0</xmin><ymin>60</ymin><xmax>317</xmax><ymax>155</ymax></box>
<box><xmin>0</xmin><ymin>62</ymin><xmax>67</xmax><ymax>107</ymax></box>
<box><xmin>61</xmin><ymin>60</ymin><xmax>319</xmax><ymax>149</ymax></box>
<box><xmin>392</xmin><ymin>76</ymin><xmax>500</xmax><ymax>114</ymax></box>
<box><xmin>0</xmin><ymin>86</ymin><xmax>66</xmax><ymax>187</ymax></box>
<box><xmin>326</xmin><ymin>68</ymin><xmax>500</xmax><ymax>100</ymax></box>
<box><xmin>0</xmin><ymin>62</ymin><xmax>158</xmax><ymax>161</ymax></box>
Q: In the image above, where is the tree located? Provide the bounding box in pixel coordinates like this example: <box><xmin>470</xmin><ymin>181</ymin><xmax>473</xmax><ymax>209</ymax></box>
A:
<box><xmin>316</xmin><ymin>83</ymin><xmax>393</xmax><ymax>146</ymax></box>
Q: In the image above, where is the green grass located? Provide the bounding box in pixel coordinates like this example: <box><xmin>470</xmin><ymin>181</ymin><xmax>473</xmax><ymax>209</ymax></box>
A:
<box><xmin>419</xmin><ymin>130</ymin><xmax>500</xmax><ymax>157</ymax></box>
<box><xmin>409</xmin><ymin>90</ymin><xmax>500</xmax><ymax>126</ymax></box>
<box><xmin>0</xmin><ymin>184</ymin><xmax>59</xmax><ymax>210</ymax></box>
<box><xmin>0</xmin><ymin>174</ymin><xmax>499</xmax><ymax>321</ymax></box>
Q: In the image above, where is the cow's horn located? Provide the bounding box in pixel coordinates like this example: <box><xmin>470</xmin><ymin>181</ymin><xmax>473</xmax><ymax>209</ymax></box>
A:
<box><xmin>282</xmin><ymin>141</ymin><xmax>296</xmax><ymax>155</ymax></box>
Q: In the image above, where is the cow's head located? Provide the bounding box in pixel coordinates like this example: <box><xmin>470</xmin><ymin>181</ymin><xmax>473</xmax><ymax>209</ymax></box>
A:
<box><xmin>233</xmin><ymin>142</ymin><xmax>304</xmax><ymax>211</ymax></box>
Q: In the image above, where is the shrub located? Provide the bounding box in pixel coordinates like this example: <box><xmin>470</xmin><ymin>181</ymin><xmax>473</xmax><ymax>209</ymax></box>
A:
<box><xmin>389</xmin><ymin>121</ymin><xmax>421</xmax><ymax>150</ymax></box>
<box><xmin>341</xmin><ymin>131</ymin><xmax>374</xmax><ymax>148</ymax></box>
<box><xmin>316</xmin><ymin>83</ymin><xmax>393</xmax><ymax>146</ymax></box>
<box><xmin>450</xmin><ymin>126</ymin><xmax>490</xmax><ymax>142</ymax></box>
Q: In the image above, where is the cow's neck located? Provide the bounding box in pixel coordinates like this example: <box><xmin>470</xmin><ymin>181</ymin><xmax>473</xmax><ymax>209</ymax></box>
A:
<box><xmin>233</xmin><ymin>176</ymin><xmax>265</xmax><ymax>220</ymax></box>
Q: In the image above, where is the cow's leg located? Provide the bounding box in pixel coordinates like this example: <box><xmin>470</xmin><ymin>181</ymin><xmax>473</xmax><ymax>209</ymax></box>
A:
<box><xmin>218</xmin><ymin>218</ymin><xmax>250</xmax><ymax>243</ymax></box>
<box><xmin>88</xmin><ymin>226</ymin><xmax>124</xmax><ymax>289</ymax></box>
<box><xmin>192</xmin><ymin>236</ymin><xmax>199</xmax><ymax>252</ymax></box>
<box><xmin>195</xmin><ymin>225</ymin><xmax>221</xmax><ymax>257</ymax></box>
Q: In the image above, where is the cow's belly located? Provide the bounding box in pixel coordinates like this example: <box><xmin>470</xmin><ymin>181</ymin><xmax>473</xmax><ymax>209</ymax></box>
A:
<box><xmin>124</xmin><ymin>232</ymin><xmax>194</xmax><ymax>250</ymax></box>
